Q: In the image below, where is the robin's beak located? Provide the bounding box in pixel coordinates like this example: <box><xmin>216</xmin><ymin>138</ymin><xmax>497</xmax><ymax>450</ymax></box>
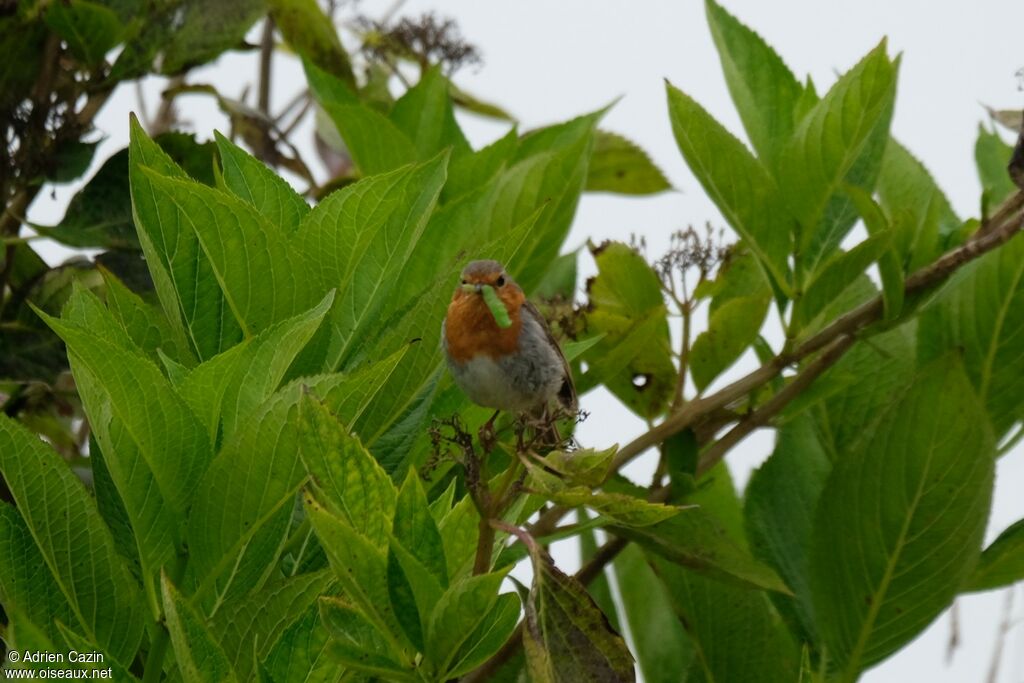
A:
<box><xmin>460</xmin><ymin>283</ymin><xmax>483</xmax><ymax>294</ymax></box>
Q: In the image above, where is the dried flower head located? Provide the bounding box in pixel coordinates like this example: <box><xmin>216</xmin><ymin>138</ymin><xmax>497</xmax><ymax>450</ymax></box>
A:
<box><xmin>357</xmin><ymin>12</ymin><xmax>481</xmax><ymax>75</ymax></box>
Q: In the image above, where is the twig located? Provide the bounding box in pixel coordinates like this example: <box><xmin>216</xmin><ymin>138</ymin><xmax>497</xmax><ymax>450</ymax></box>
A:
<box><xmin>696</xmin><ymin>334</ymin><xmax>856</xmax><ymax>476</ymax></box>
<box><xmin>258</xmin><ymin>18</ymin><xmax>275</xmax><ymax>116</ymax></box>
<box><xmin>986</xmin><ymin>588</ymin><xmax>1015</xmax><ymax>683</ymax></box>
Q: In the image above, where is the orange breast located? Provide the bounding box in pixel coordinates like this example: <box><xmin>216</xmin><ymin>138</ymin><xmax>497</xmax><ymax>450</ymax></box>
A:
<box><xmin>445</xmin><ymin>294</ymin><xmax>523</xmax><ymax>363</ymax></box>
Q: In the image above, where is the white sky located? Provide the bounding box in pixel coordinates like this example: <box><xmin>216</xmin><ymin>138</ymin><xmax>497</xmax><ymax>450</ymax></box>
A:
<box><xmin>26</xmin><ymin>1</ymin><xmax>1024</xmax><ymax>680</ymax></box>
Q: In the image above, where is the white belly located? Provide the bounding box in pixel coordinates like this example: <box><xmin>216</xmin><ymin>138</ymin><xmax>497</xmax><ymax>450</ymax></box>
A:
<box><xmin>448</xmin><ymin>354</ymin><xmax>535</xmax><ymax>412</ymax></box>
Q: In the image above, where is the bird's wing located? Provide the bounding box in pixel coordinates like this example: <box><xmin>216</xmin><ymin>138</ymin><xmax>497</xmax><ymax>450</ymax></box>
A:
<box><xmin>522</xmin><ymin>300</ymin><xmax>577</xmax><ymax>412</ymax></box>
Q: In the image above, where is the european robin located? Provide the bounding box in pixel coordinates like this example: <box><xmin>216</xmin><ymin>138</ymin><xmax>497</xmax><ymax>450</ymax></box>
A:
<box><xmin>442</xmin><ymin>260</ymin><xmax>577</xmax><ymax>423</ymax></box>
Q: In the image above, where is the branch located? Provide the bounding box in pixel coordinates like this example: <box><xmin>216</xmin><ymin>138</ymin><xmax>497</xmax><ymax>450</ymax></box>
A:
<box><xmin>258</xmin><ymin>18</ymin><xmax>275</xmax><ymax>115</ymax></box>
<box><xmin>695</xmin><ymin>334</ymin><xmax>856</xmax><ymax>476</ymax></box>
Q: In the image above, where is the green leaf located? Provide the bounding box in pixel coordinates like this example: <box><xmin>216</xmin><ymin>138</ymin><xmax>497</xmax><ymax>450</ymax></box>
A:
<box><xmin>523</xmin><ymin>546</ymin><xmax>635</xmax><ymax>682</ymax></box>
<box><xmin>0</xmin><ymin>416</ymin><xmax>145</xmax><ymax>663</ymax></box>
<box><xmin>533</xmin><ymin>251</ymin><xmax>578</xmax><ymax>301</ymax></box>
<box><xmin>975</xmin><ymin>125</ymin><xmax>1017</xmax><ymax>210</ymax></box>
<box><xmin>390</xmin><ymin>66</ymin><xmax>472</xmax><ymax>161</ymax></box>
<box><xmin>260</xmin><ymin>603</ymin><xmax>344</xmax><ymax>683</ymax></box>
<box><xmin>100</xmin><ymin>268</ymin><xmax>192</xmax><ymax>365</ymax></box>
<box><xmin>612</xmin><ymin>545</ymin><xmax>694</xmax><ymax>683</ymax></box>
<box><xmin>45</xmin><ymin>0</ymin><xmax>126</xmax><ymax>66</ymax></box>
<box><xmin>533</xmin><ymin>446</ymin><xmax>617</xmax><ymax>488</ymax></box>
<box><xmin>141</xmin><ymin>168</ymin><xmax>313</xmax><ymax>338</ymax></box>
<box><xmin>177</xmin><ymin>291</ymin><xmax>335</xmax><ymax>441</ymax></box>
<box><xmin>792</xmin><ymin>233</ymin><xmax>891</xmax><ymax>330</ymax></box>
<box><xmin>445</xmin><ymin>592</ymin><xmax>521</xmax><ymax>678</ymax></box>
<box><xmin>270</xmin><ymin>0</ymin><xmax>355</xmax><ymax>86</ymax></box>
<box><xmin>386</xmin><ymin>471</ymin><xmax>449</xmax><ymax>648</ymax></box>
<box><xmin>489</xmin><ymin>114</ymin><xmax>598</xmax><ymax>290</ymax></box>
<box><xmin>577</xmin><ymin>509</ymin><xmax>620</xmax><ymax>633</ymax></box>
<box><xmin>650</xmin><ymin>554</ymin><xmax>800</xmax><ymax>683</ymax></box>
<box><xmin>214</xmin><ymin>131</ymin><xmax>310</xmax><ymax>232</ymax></box>
<box><xmin>690</xmin><ymin>294</ymin><xmax>770</xmax><ymax>391</ymax></box>
<box><xmin>781</xmin><ymin>42</ymin><xmax>898</xmax><ymax>276</ymax></box>
<box><xmin>187</xmin><ymin>354</ymin><xmax>404</xmax><ymax>610</ymax></box>
<box><xmin>666</xmin><ymin>81</ymin><xmax>792</xmax><ymax>290</ymax></box>
<box><xmin>844</xmin><ymin>185</ymin><xmax>905</xmax><ymax>319</ymax></box>
<box><xmin>319</xmin><ymin>101</ymin><xmax>417</xmax><ymax>175</ymax></box>
<box><xmin>393</xmin><ymin>471</ymin><xmax>449</xmax><ymax>587</ymax></box>
<box><xmin>0</xmin><ymin>504</ymin><xmax>78</xmax><ymax>647</ymax></box>
<box><xmin>161</xmin><ymin>573</ymin><xmax>240</xmax><ymax>683</ymax></box>
<box><xmin>809</xmin><ymin>357</ymin><xmax>995</xmax><ymax>676</ymax></box>
<box><xmin>212</xmin><ymin>570</ymin><xmax>335</xmax><ymax>679</ymax></box>
<box><xmin>744</xmin><ymin>416</ymin><xmax>831</xmax><ymax>640</ymax></box>
<box><xmin>918</xmin><ymin>232</ymin><xmax>1024</xmax><ymax>437</ymax></box>
<box><xmin>39</xmin><ymin>299</ymin><xmax>212</xmax><ymax>517</ymax></box>
<box><xmin>812</xmin><ymin>314</ymin><xmax>917</xmax><ymax>459</ymax></box>
<box><xmin>318</xmin><ymin>596</ymin><xmax>414</xmax><ymax>679</ymax></box>
<box><xmin>612</xmin><ymin>510</ymin><xmax>790</xmax><ymax>594</ymax></box>
<box><xmin>39</xmin><ymin>295</ymin><xmax>211</xmax><ymax>610</ymax></box>
<box><xmin>705</xmin><ymin>0</ymin><xmax>803</xmax><ymax>171</ymax></box>
<box><xmin>305</xmin><ymin>496</ymin><xmax>408</xmax><ymax>657</ymax></box>
<box><xmin>442</xmin><ymin>127</ymin><xmax>518</xmax><ymax>203</ymax></box>
<box><xmin>297</xmin><ymin>393</ymin><xmax>397</xmax><ymax>548</ymax></box>
<box><xmin>876</xmin><ymin>139</ymin><xmax>960</xmax><ymax>265</ymax></box>
<box><xmin>585</xmin><ymin>130</ymin><xmax>671</xmax><ymax>195</ymax></box>
<box><xmin>129</xmin><ymin>116</ymin><xmax>241</xmax><ymax>360</ymax></box>
<box><xmin>965</xmin><ymin>519</ymin><xmax>1024</xmax><ymax>592</ymax></box>
<box><xmin>582</xmin><ymin>241</ymin><xmax>674</xmax><ymax>416</ymax></box>
<box><xmin>426</xmin><ymin>571</ymin><xmax>507</xmax><ymax>677</ymax></box>
<box><xmin>297</xmin><ymin>154</ymin><xmax>447</xmax><ymax>370</ymax></box>
<box><xmin>438</xmin><ymin>496</ymin><xmax>481</xmax><ymax>581</ymax></box>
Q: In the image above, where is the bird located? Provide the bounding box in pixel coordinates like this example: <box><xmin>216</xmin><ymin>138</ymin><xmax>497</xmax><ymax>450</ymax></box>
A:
<box><xmin>442</xmin><ymin>260</ymin><xmax>577</xmax><ymax>432</ymax></box>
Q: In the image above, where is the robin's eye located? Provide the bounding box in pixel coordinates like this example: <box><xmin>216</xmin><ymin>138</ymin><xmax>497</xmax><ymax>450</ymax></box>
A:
<box><xmin>495</xmin><ymin>276</ymin><xmax>506</xmax><ymax>287</ymax></box>
<box><xmin>461</xmin><ymin>279</ymin><xmax>467</xmax><ymax>285</ymax></box>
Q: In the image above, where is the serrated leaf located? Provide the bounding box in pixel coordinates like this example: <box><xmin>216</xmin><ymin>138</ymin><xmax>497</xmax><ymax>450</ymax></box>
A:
<box><xmin>101</xmin><ymin>268</ymin><xmax>192</xmax><ymax>364</ymax></box>
<box><xmin>0</xmin><ymin>504</ymin><xmax>78</xmax><ymax>647</ymax></box>
<box><xmin>975</xmin><ymin>125</ymin><xmax>1017</xmax><ymax>210</ymax></box>
<box><xmin>612</xmin><ymin>545</ymin><xmax>694</xmax><ymax>683</ymax></box>
<box><xmin>45</xmin><ymin>0</ymin><xmax>126</xmax><ymax>66</ymax></box>
<box><xmin>918</xmin><ymin>232</ymin><xmax>1024</xmax><ymax>437</ymax></box>
<box><xmin>792</xmin><ymin>232</ymin><xmax>891</xmax><ymax>330</ymax></box>
<box><xmin>649</xmin><ymin>554</ymin><xmax>799</xmax><ymax>683</ymax></box>
<box><xmin>844</xmin><ymin>185</ymin><xmax>905</xmax><ymax>319</ymax></box>
<box><xmin>129</xmin><ymin>116</ymin><xmax>239</xmax><ymax>359</ymax></box>
<box><xmin>582</xmin><ymin>241</ymin><xmax>674</xmax><ymax>416</ymax></box>
<box><xmin>161</xmin><ymin>573</ymin><xmax>240</xmax><ymax>683</ymax></box>
<box><xmin>876</xmin><ymin>139</ymin><xmax>960</xmax><ymax>264</ymax></box>
<box><xmin>524</xmin><ymin>545</ymin><xmax>634</xmax><ymax>682</ymax></box>
<box><xmin>809</xmin><ymin>357</ymin><xmax>994</xmax><ymax>675</ymax></box>
<box><xmin>188</xmin><ymin>353</ymin><xmax>404</xmax><ymax>611</ymax></box>
<box><xmin>666</xmin><ymin>81</ymin><xmax>792</xmax><ymax>291</ymax></box>
<box><xmin>270</xmin><ymin>0</ymin><xmax>354</xmax><ymax>86</ymax></box>
<box><xmin>390</xmin><ymin>66</ymin><xmax>471</xmax><ymax>161</ymax></box>
<box><xmin>705</xmin><ymin>0</ymin><xmax>803</xmax><ymax>171</ymax></box>
<box><xmin>690</xmin><ymin>294</ymin><xmax>770</xmax><ymax>391</ymax></box>
<box><xmin>0</xmin><ymin>416</ymin><xmax>145</xmax><ymax>663</ymax></box>
<box><xmin>533</xmin><ymin>446</ymin><xmax>617</xmax><ymax>488</ymax></box>
<box><xmin>260</xmin><ymin>603</ymin><xmax>343</xmax><ymax>683</ymax></box>
<box><xmin>443</xmin><ymin>127</ymin><xmax>518</xmax><ymax>203</ymax></box>
<box><xmin>781</xmin><ymin>42</ymin><xmax>898</xmax><ymax>276</ymax></box>
<box><xmin>425</xmin><ymin>571</ymin><xmax>507</xmax><ymax>677</ymax></box>
<box><xmin>177</xmin><ymin>291</ymin><xmax>335</xmax><ymax>441</ymax></box>
<box><xmin>297</xmin><ymin>154</ymin><xmax>447</xmax><ymax>371</ymax></box>
<box><xmin>297</xmin><ymin>393</ymin><xmax>397</xmax><ymax>547</ymax></box>
<box><xmin>214</xmin><ymin>131</ymin><xmax>310</xmax><ymax>232</ymax></box>
<box><xmin>305</xmin><ymin>496</ymin><xmax>408</xmax><ymax>655</ymax></box>
<box><xmin>445</xmin><ymin>592</ymin><xmax>521</xmax><ymax>678</ymax></box>
<box><xmin>585</xmin><ymin>130</ymin><xmax>671</xmax><ymax>195</ymax></box>
<box><xmin>744</xmin><ymin>416</ymin><xmax>831</xmax><ymax>640</ymax></box>
<box><xmin>142</xmin><ymin>168</ymin><xmax>313</xmax><ymax>338</ymax></box>
<box><xmin>965</xmin><ymin>519</ymin><xmax>1024</xmax><ymax>592</ymax></box>
<box><xmin>612</xmin><ymin>509</ymin><xmax>791</xmax><ymax>594</ymax></box>
<box><xmin>212</xmin><ymin>569</ymin><xmax>335</xmax><ymax>679</ymax></box>
<box><xmin>318</xmin><ymin>596</ymin><xmax>414</xmax><ymax>679</ymax></box>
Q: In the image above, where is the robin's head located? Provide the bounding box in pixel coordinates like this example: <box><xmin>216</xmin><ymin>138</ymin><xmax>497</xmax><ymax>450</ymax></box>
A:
<box><xmin>451</xmin><ymin>259</ymin><xmax>525</xmax><ymax>311</ymax></box>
